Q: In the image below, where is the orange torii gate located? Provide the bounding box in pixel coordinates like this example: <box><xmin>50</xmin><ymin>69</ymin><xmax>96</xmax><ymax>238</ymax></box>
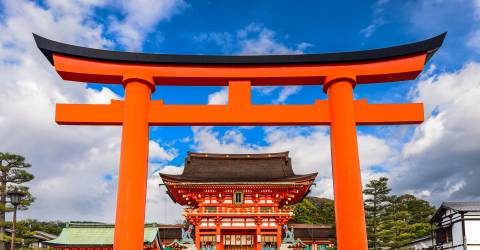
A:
<box><xmin>34</xmin><ymin>33</ymin><xmax>445</xmax><ymax>250</ymax></box>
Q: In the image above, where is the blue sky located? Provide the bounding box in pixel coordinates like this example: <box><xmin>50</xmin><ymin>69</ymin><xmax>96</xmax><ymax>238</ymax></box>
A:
<box><xmin>92</xmin><ymin>0</ymin><xmax>467</xmax><ymax>167</ymax></box>
<box><xmin>1</xmin><ymin>0</ymin><xmax>480</xmax><ymax>223</ymax></box>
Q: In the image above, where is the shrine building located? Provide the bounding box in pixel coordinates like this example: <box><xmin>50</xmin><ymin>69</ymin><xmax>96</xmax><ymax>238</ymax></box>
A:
<box><xmin>160</xmin><ymin>152</ymin><xmax>319</xmax><ymax>250</ymax></box>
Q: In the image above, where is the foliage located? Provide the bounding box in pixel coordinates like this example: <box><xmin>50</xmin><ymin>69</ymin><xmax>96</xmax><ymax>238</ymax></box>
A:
<box><xmin>16</xmin><ymin>219</ymin><xmax>66</xmax><ymax>236</ymax></box>
<box><xmin>0</xmin><ymin>219</ymin><xmax>65</xmax><ymax>249</ymax></box>
<box><xmin>292</xmin><ymin>178</ymin><xmax>436</xmax><ymax>250</ymax></box>
<box><xmin>290</xmin><ymin>197</ymin><xmax>335</xmax><ymax>225</ymax></box>
<box><xmin>364</xmin><ymin>177</ymin><xmax>391</xmax><ymax>250</ymax></box>
<box><xmin>0</xmin><ymin>152</ymin><xmax>35</xmax><ymax>249</ymax></box>
<box><xmin>363</xmin><ymin>177</ymin><xmax>436</xmax><ymax>249</ymax></box>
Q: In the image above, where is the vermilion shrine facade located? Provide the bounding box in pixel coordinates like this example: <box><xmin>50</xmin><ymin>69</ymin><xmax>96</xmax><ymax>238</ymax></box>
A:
<box><xmin>160</xmin><ymin>152</ymin><xmax>317</xmax><ymax>250</ymax></box>
<box><xmin>34</xmin><ymin>33</ymin><xmax>445</xmax><ymax>250</ymax></box>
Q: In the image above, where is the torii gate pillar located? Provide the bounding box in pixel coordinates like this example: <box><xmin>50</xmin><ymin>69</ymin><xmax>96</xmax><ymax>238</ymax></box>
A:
<box><xmin>114</xmin><ymin>78</ymin><xmax>154</xmax><ymax>249</ymax></box>
<box><xmin>327</xmin><ymin>76</ymin><xmax>367</xmax><ymax>249</ymax></box>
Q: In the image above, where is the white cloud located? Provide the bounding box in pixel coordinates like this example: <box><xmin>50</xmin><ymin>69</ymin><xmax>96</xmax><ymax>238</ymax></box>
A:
<box><xmin>191</xmin><ymin>126</ymin><xmax>393</xmax><ymax>200</ymax></box>
<box><xmin>360</xmin><ymin>0</ymin><xmax>389</xmax><ymax>38</ymax></box>
<box><xmin>108</xmin><ymin>0</ymin><xmax>187</xmax><ymax>51</ymax></box>
<box><xmin>236</xmin><ymin>23</ymin><xmax>312</xmax><ymax>55</ymax></box>
<box><xmin>274</xmin><ymin>86</ymin><xmax>301</xmax><ymax>104</ymax></box>
<box><xmin>467</xmin><ymin>29</ymin><xmax>480</xmax><ymax>53</ymax></box>
<box><xmin>207</xmin><ymin>87</ymin><xmax>228</xmax><ymax>105</ymax></box>
<box><xmin>391</xmin><ymin>62</ymin><xmax>480</xmax><ymax>204</ymax></box>
<box><xmin>198</xmin><ymin>24</ymin><xmax>311</xmax><ymax>105</ymax></box>
<box><xmin>0</xmin><ymin>0</ymin><xmax>179</xmax><ymax>223</ymax></box>
<box><xmin>0</xmin><ymin>0</ymin><xmax>120</xmax><ymax>222</ymax></box>
<box><xmin>149</xmin><ymin>141</ymin><xmax>178</xmax><ymax>162</ymax></box>
<box><xmin>145</xmin><ymin>166</ymin><xmax>184</xmax><ymax>223</ymax></box>
<box><xmin>195</xmin><ymin>23</ymin><xmax>312</xmax><ymax>55</ymax></box>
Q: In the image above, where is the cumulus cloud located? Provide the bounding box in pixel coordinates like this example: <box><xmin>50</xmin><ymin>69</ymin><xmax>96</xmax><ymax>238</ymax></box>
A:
<box><xmin>199</xmin><ymin>23</ymin><xmax>310</xmax><ymax>104</ymax></box>
<box><xmin>195</xmin><ymin>23</ymin><xmax>312</xmax><ymax>55</ymax></box>
<box><xmin>207</xmin><ymin>87</ymin><xmax>228</xmax><ymax>105</ymax></box>
<box><xmin>190</xmin><ymin>126</ymin><xmax>393</xmax><ymax>199</ymax></box>
<box><xmin>0</xmin><ymin>0</ymin><xmax>179</xmax><ymax>222</ymax></box>
<box><xmin>149</xmin><ymin>141</ymin><xmax>178</xmax><ymax>162</ymax></box>
<box><xmin>390</xmin><ymin>62</ymin><xmax>480</xmax><ymax>204</ymax></box>
<box><xmin>360</xmin><ymin>0</ymin><xmax>390</xmax><ymax>38</ymax></box>
<box><xmin>145</xmin><ymin>166</ymin><xmax>184</xmax><ymax>223</ymax></box>
<box><xmin>467</xmin><ymin>30</ymin><xmax>480</xmax><ymax>53</ymax></box>
<box><xmin>235</xmin><ymin>23</ymin><xmax>312</xmax><ymax>55</ymax></box>
<box><xmin>108</xmin><ymin>0</ymin><xmax>187</xmax><ymax>51</ymax></box>
<box><xmin>190</xmin><ymin>62</ymin><xmax>480</xmax><ymax>209</ymax></box>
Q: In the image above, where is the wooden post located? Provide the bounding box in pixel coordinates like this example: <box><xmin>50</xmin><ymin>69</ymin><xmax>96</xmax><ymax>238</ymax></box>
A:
<box><xmin>10</xmin><ymin>207</ymin><xmax>16</xmax><ymax>250</ymax></box>
<box><xmin>195</xmin><ymin>222</ymin><xmax>201</xmax><ymax>250</ymax></box>
<box><xmin>113</xmin><ymin>78</ymin><xmax>153</xmax><ymax>250</ymax></box>
<box><xmin>326</xmin><ymin>76</ymin><xmax>368</xmax><ymax>250</ymax></box>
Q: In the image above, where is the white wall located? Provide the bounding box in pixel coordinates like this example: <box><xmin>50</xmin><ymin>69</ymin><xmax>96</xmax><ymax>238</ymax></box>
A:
<box><xmin>400</xmin><ymin>238</ymin><xmax>432</xmax><ymax>250</ymax></box>
<box><xmin>466</xmin><ymin>219</ymin><xmax>480</xmax><ymax>246</ymax></box>
<box><xmin>452</xmin><ymin>220</ymin><xmax>464</xmax><ymax>249</ymax></box>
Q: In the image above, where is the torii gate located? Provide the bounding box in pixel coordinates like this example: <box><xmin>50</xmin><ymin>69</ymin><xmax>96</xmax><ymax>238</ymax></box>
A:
<box><xmin>34</xmin><ymin>33</ymin><xmax>445</xmax><ymax>250</ymax></box>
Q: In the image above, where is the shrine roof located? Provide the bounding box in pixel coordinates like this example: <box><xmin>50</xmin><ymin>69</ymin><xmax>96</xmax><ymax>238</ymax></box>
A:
<box><xmin>160</xmin><ymin>152</ymin><xmax>317</xmax><ymax>183</ymax></box>
<box><xmin>34</xmin><ymin>33</ymin><xmax>445</xmax><ymax>66</ymax></box>
<box><xmin>45</xmin><ymin>222</ymin><xmax>159</xmax><ymax>246</ymax></box>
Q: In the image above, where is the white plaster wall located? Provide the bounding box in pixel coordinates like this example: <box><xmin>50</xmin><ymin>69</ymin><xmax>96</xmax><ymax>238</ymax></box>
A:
<box><xmin>452</xmin><ymin>221</ymin><xmax>464</xmax><ymax>247</ymax></box>
<box><xmin>401</xmin><ymin>239</ymin><xmax>432</xmax><ymax>250</ymax></box>
<box><xmin>466</xmin><ymin>220</ymin><xmax>480</xmax><ymax>245</ymax></box>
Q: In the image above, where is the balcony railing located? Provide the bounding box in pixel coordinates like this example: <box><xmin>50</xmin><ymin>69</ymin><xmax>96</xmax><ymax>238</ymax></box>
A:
<box><xmin>184</xmin><ymin>207</ymin><xmax>293</xmax><ymax>215</ymax></box>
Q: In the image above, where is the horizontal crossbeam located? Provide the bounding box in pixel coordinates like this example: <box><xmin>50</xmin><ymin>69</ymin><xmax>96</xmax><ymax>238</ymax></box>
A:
<box><xmin>55</xmin><ymin>100</ymin><xmax>423</xmax><ymax>126</ymax></box>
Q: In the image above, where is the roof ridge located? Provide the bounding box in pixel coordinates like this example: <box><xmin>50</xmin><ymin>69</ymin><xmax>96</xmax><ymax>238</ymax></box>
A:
<box><xmin>67</xmin><ymin>222</ymin><xmax>158</xmax><ymax>228</ymax></box>
<box><xmin>187</xmin><ymin>151</ymin><xmax>289</xmax><ymax>159</ymax></box>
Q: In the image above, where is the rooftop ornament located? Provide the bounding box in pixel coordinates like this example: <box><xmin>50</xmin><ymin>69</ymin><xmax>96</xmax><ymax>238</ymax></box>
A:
<box><xmin>34</xmin><ymin>32</ymin><xmax>446</xmax><ymax>250</ymax></box>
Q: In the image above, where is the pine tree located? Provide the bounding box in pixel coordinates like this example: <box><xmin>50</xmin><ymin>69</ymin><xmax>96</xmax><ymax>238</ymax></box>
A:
<box><xmin>378</xmin><ymin>194</ymin><xmax>436</xmax><ymax>249</ymax></box>
<box><xmin>363</xmin><ymin>177</ymin><xmax>390</xmax><ymax>250</ymax></box>
<box><xmin>0</xmin><ymin>152</ymin><xmax>35</xmax><ymax>250</ymax></box>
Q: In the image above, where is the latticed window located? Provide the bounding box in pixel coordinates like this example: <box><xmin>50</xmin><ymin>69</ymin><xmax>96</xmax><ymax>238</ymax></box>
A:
<box><xmin>260</xmin><ymin>207</ymin><xmax>273</xmax><ymax>213</ymax></box>
<box><xmin>200</xmin><ymin>235</ymin><xmax>216</xmax><ymax>250</ymax></box>
<box><xmin>233</xmin><ymin>191</ymin><xmax>243</xmax><ymax>204</ymax></box>
<box><xmin>204</xmin><ymin>207</ymin><xmax>217</xmax><ymax>213</ymax></box>
<box><xmin>262</xmin><ymin>235</ymin><xmax>277</xmax><ymax>250</ymax></box>
<box><xmin>436</xmin><ymin>226</ymin><xmax>453</xmax><ymax>244</ymax></box>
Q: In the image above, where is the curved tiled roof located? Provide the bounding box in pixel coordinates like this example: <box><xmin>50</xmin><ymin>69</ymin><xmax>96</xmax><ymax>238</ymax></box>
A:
<box><xmin>45</xmin><ymin>223</ymin><xmax>159</xmax><ymax>246</ymax></box>
<box><xmin>160</xmin><ymin>152</ymin><xmax>317</xmax><ymax>182</ymax></box>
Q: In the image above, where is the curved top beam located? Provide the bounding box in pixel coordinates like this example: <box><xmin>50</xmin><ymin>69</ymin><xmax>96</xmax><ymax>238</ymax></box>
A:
<box><xmin>33</xmin><ymin>33</ymin><xmax>446</xmax><ymax>66</ymax></box>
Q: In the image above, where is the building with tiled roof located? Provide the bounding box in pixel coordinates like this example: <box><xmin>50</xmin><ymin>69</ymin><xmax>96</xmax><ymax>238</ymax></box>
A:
<box><xmin>45</xmin><ymin>222</ymin><xmax>161</xmax><ymax>250</ymax></box>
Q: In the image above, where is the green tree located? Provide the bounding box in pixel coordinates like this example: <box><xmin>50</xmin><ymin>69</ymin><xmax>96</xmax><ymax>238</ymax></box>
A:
<box><xmin>291</xmin><ymin>199</ymin><xmax>320</xmax><ymax>224</ymax></box>
<box><xmin>0</xmin><ymin>152</ymin><xmax>35</xmax><ymax>250</ymax></box>
<box><xmin>306</xmin><ymin>197</ymin><xmax>335</xmax><ymax>225</ymax></box>
<box><xmin>363</xmin><ymin>177</ymin><xmax>391</xmax><ymax>250</ymax></box>
<box><xmin>380</xmin><ymin>194</ymin><xmax>435</xmax><ymax>248</ymax></box>
<box><xmin>290</xmin><ymin>197</ymin><xmax>336</xmax><ymax>225</ymax></box>
<box><xmin>364</xmin><ymin>177</ymin><xmax>436</xmax><ymax>249</ymax></box>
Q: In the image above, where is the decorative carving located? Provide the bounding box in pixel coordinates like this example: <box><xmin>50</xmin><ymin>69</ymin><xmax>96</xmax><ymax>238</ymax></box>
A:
<box><xmin>254</xmin><ymin>217</ymin><xmax>263</xmax><ymax>226</ymax></box>
<box><xmin>214</xmin><ymin>217</ymin><xmax>223</xmax><ymax>226</ymax></box>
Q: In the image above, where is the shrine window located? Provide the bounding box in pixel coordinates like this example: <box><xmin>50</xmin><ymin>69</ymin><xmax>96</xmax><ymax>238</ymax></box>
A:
<box><xmin>205</xmin><ymin>207</ymin><xmax>217</xmax><ymax>213</ymax></box>
<box><xmin>260</xmin><ymin>207</ymin><xmax>273</xmax><ymax>213</ymax></box>
<box><xmin>233</xmin><ymin>191</ymin><xmax>244</xmax><ymax>204</ymax></box>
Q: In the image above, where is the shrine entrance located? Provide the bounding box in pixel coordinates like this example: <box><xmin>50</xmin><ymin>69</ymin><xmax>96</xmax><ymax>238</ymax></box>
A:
<box><xmin>223</xmin><ymin>234</ymin><xmax>255</xmax><ymax>250</ymax></box>
<box><xmin>34</xmin><ymin>32</ymin><xmax>446</xmax><ymax>250</ymax></box>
